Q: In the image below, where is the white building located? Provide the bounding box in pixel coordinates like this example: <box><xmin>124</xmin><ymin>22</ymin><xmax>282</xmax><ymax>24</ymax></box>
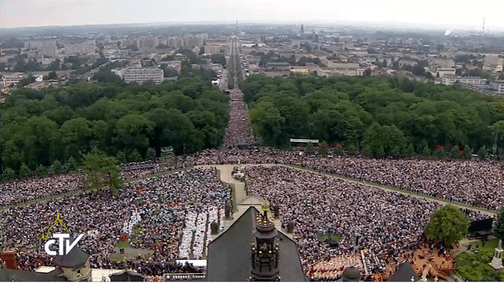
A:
<box><xmin>442</xmin><ymin>75</ymin><xmax>487</xmax><ymax>86</ymax></box>
<box><xmin>436</xmin><ymin>68</ymin><xmax>456</xmax><ymax>78</ymax></box>
<box><xmin>333</xmin><ymin>68</ymin><xmax>365</xmax><ymax>76</ymax></box>
<box><xmin>204</xmin><ymin>45</ymin><xmax>222</xmax><ymax>55</ymax></box>
<box><xmin>26</xmin><ymin>40</ymin><xmax>57</xmax><ymax>56</ymax></box>
<box><xmin>123</xmin><ymin>68</ymin><xmax>163</xmax><ymax>84</ymax></box>
<box><xmin>1</xmin><ymin>72</ymin><xmax>27</xmax><ymax>87</ymax></box>
<box><xmin>64</xmin><ymin>40</ymin><xmax>96</xmax><ymax>55</ymax></box>
<box><xmin>490</xmin><ymin>81</ymin><xmax>504</xmax><ymax>94</ymax></box>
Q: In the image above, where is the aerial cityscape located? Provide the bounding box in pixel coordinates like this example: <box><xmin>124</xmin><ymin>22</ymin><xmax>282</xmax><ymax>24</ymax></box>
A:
<box><xmin>0</xmin><ymin>0</ymin><xmax>504</xmax><ymax>282</ymax></box>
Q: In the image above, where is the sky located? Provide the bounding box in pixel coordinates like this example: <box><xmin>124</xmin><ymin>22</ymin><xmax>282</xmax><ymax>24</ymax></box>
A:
<box><xmin>1</xmin><ymin>0</ymin><xmax>504</xmax><ymax>30</ymax></box>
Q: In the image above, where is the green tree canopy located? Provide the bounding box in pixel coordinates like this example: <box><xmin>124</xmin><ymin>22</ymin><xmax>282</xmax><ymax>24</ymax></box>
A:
<box><xmin>493</xmin><ymin>208</ymin><xmax>504</xmax><ymax>242</ymax></box>
<box><xmin>242</xmin><ymin>75</ymin><xmax>504</xmax><ymax>157</ymax></box>
<box><xmin>83</xmin><ymin>148</ymin><xmax>122</xmax><ymax>193</ymax></box>
<box><xmin>425</xmin><ymin>205</ymin><xmax>470</xmax><ymax>246</ymax></box>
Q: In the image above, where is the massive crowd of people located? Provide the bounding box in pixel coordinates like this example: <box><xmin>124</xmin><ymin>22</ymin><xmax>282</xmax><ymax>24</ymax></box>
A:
<box><xmin>243</xmin><ymin>165</ymin><xmax>491</xmax><ymax>278</ymax></box>
<box><xmin>120</xmin><ymin>158</ymin><xmax>177</xmax><ymax>179</ymax></box>
<box><xmin>292</xmin><ymin>157</ymin><xmax>504</xmax><ymax>211</ymax></box>
<box><xmin>0</xmin><ymin>173</ymin><xmax>84</xmax><ymax>207</ymax></box>
<box><xmin>0</xmin><ymin>168</ymin><xmax>229</xmax><ymax>278</ymax></box>
<box><xmin>176</xmin><ymin>148</ymin><xmax>504</xmax><ymax>211</ymax></box>
<box><xmin>223</xmin><ymin>90</ymin><xmax>254</xmax><ymax>148</ymax></box>
<box><xmin>0</xmin><ymin>86</ymin><xmax>502</xmax><ymax>280</ymax></box>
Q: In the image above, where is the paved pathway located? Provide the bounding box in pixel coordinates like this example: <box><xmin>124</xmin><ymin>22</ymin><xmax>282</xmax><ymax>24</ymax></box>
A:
<box><xmin>196</xmin><ymin>164</ymin><xmax>288</xmax><ymax>239</ymax></box>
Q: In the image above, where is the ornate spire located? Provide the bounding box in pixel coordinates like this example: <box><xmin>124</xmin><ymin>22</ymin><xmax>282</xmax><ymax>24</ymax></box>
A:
<box><xmin>250</xmin><ymin>206</ymin><xmax>280</xmax><ymax>281</ymax></box>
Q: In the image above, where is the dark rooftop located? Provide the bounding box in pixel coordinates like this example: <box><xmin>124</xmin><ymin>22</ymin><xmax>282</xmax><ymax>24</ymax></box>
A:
<box><xmin>206</xmin><ymin>206</ymin><xmax>305</xmax><ymax>282</ymax></box>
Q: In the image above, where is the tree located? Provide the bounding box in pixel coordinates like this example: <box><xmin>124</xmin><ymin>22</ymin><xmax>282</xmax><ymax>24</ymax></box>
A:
<box><xmin>389</xmin><ymin>146</ymin><xmax>400</xmax><ymax>157</ymax></box>
<box><xmin>462</xmin><ymin>145</ymin><xmax>472</xmax><ymax>160</ymax></box>
<box><xmin>20</xmin><ymin>163</ymin><xmax>31</xmax><ymax>178</ymax></box>
<box><xmin>36</xmin><ymin>164</ymin><xmax>47</xmax><ymax>176</ymax></box>
<box><xmin>66</xmin><ymin>156</ymin><xmax>79</xmax><ymax>171</ymax></box>
<box><xmin>93</xmin><ymin>71</ymin><xmax>122</xmax><ymax>83</ymax></box>
<box><xmin>146</xmin><ymin>147</ymin><xmax>157</xmax><ymax>160</ymax></box>
<box><xmin>115</xmin><ymin>114</ymin><xmax>154</xmax><ymax>154</ymax></box>
<box><xmin>2</xmin><ymin>168</ymin><xmax>15</xmax><ymax>180</ymax></box>
<box><xmin>305</xmin><ymin>142</ymin><xmax>315</xmax><ymax>155</ymax></box>
<box><xmin>450</xmin><ymin>145</ymin><xmax>460</xmax><ymax>159</ymax></box>
<box><xmin>376</xmin><ymin>145</ymin><xmax>385</xmax><ymax>158</ymax></box>
<box><xmin>382</xmin><ymin>59</ymin><xmax>387</xmax><ymax>68</ymax></box>
<box><xmin>116</xmin><ymin>151</ymin><xmax>126</xmax><ymax>164</ymax></box>
<box><xmin>477</xmin><ymin>146</ymin><xmax>487</xmax><ymax>160</ymax></box>
<box><xmin>318</xmin><ymin>141</ymin><xmax>329</xmax><ymax>156</ymax></box>
<box><xmin>404</xmin><ymin>143</ymin><xmax>415</xmax><ymax>158</ymax></box>
<box><xmin>83</xmin><ymin>148</ymin><xmax>122</xmax><ymax>193</ymax></box>
<box><xmin>129</xmin><ymin>149</ymin><xmax>142</xmax><ymax>162</ymax></box>
<box><xmin>362</xmin><ymin>145</ymin><xmax>373</xmax><ymax>157</ymax></box>
<box><xmin>412</xmin><ymin>65</ymin><xmax>425</xmax><ymax>76</ymax></box>
<box><xmin>48</xmin><ymin>70</ymin><xmax>57</xmax><ymax>80</ymax></box>
<box><xmin>425</xmin><ymin>205</ymin><xmax>470</xmax><ymax>246</ymax></box>
<box><xmin>434</xmin><ymin>148</ymin><xmax>446</xmax><ymax>159</ymax></box>
<box><xmin>420</xmin><ymin>140</ymin><xmax>431</xmax><ymax>156</ymax></box>
<box><xmin>51</xmin><ymin>159</ymin><xmax>62</xmax><ymax>173</ymax></box>
<box><xmin>493</xmin><ymin>208</ymin><xmax>504</xmax><ymax>242</ymax></box>
<box><xmin>163</xmin><ymin>68</ymin><xmax>179</xmax><ymax>77</ymax></box>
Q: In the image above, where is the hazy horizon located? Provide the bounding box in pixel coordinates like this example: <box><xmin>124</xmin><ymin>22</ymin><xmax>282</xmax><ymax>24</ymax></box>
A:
<box><xmin>1</xmin><ymin>0</ymin><xmax>504</xmax><ymax>32</ymax></box>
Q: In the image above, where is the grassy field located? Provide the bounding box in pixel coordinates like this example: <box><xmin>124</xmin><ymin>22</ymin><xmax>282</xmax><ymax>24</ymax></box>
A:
<box><xmin>454</xmin><ymin>237</ymin><xmax>504</xmax><ymax>281</ymax></box>
<box><xmin>109</xmin><ymin>240</ymin><xmax>151</xmax><ymax>262</ymax></box>
<box><xmin>318</xmin><ymin>234</ymin><xmax>342</xmax><ymax>243</ymax></box>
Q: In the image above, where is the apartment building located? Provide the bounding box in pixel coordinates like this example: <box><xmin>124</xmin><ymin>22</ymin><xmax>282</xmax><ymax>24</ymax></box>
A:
<box><xmin>123</xmin><ymin>68</ymin><xmax>163</xmax><ymax>84</ymax></box>
<box><xmin>64</xmin><ymin>40</ymin><xmax>96</xmax><ymax>55</ymax></box>
<box><xmin>436</xmin><ymin>68</ymin><xmax>456</xmax><ymax>78</ymax></box>
<box><xmin>204</xmin><ymin>45</ymin><xmax>222</xmax><ymax>55</ymax></box>
<box><xmin>442</xmin><ymin>75</ymin><xmax>487</xmax><ymax>86</ymax></box>
<box><xmin>490</xmin><ymin>81</ymin><xmax>504</xmax><ymax>94</ymax></box>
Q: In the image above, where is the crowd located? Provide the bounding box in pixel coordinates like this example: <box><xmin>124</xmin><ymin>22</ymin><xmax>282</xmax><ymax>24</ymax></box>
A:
<box><xmin>1</xmin><ymin>101</ymin><xmax>502</xmax><ymax>280</ymax></box>
<box><xmin>176</xmin><ymin>148</ymin><xmax>504</xmax><ymax>211</ymax></box>
<box><xmin>120</xmin><ymin>158</ymin><xmax>176</xmax><ymax>179</ymax></box>
<box><xmin>243</xmin><ymin>165</ymin><xmax>489</xmax><ymax>278</ymax></box>
<box><xmin>292</xmin><ymin>157</ymin><xmax>504</xmax><ymax>211</ymax></box>
<box><xmin>307</xmin><ymin>255</ymin><xmax>363</xmax><ymax>281</ymax></box>
<box><xmin>0</xmin><ymin>173</ymin><xmax>84</xmax><ymax>207</ymax></box>
<box><xmin>223</xmin><ymin>90</ymin><xmax>254</xmax><ymax>148</ymax></box>
<box><xmin>0</xmin><ymin>168</ymin><xmax>229</xmax><ymax>278</ymax></box>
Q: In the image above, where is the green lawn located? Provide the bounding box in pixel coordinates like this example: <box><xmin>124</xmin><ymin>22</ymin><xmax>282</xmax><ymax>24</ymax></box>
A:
<box><xmin>318</xmin><ymin>234</ymin><xmax>342</xmax><ymax>243</ymax></box>
<box><xmin>115</xmin><ymin>240</ymin><xmax>132</xmax><ymax>249</ymax></box>
<box><xmin>455</xmin><ymin>237</ymin><xmax>504</xmax><ymax>281</ymax></box>
<box><xmin>479</xmin><ymin>238</ymin><xmax>500</xmax><ymax>254</ymax></box>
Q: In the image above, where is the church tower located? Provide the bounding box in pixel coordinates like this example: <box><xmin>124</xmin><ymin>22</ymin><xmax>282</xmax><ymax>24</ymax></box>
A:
<box><xmin>250</xmin><ymin>205</ymin><xmax>280</xmax><ymax>281</ymax></box>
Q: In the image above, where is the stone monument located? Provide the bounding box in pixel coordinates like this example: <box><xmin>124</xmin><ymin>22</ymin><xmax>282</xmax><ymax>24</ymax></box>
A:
<box><xmin>490</xmin><ymin>239</ymin><xmax>503</xmax><ymax>270</ymax></box>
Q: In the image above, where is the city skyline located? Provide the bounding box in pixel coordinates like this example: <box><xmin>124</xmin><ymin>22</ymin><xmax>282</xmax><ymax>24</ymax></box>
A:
<box><xmin>1</xmin><ymin>0</ymin><xmax>504</xmax><ymax>31</ymax></box>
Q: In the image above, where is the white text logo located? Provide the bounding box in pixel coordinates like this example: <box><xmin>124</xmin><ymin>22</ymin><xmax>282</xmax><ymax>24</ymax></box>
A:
<box><xmin>44</xmin><ymin>233</ymin><xmax>84</xmax><ymax>256</ymax></box>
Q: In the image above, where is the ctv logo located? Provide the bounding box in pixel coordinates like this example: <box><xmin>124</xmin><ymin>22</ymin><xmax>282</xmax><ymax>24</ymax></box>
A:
<box><xmin>40</xmin><ymin>212</ymin><xmax>85</xmax><ymax>256</ymax></box>
<box><xmin>44</xmin><ymin>233</ymin><xmax>84</xmax><ymax>256</ymax></box>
